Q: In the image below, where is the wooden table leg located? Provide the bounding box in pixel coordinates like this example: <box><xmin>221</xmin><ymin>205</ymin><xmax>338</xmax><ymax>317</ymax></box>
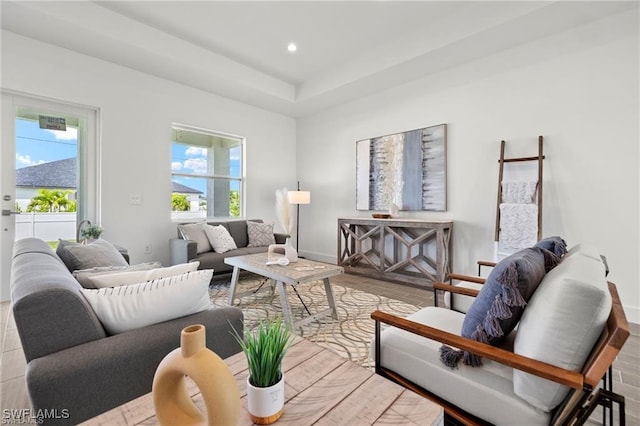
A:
<box><xmin>228</xmin><ymin>266</ymin><xmax>241</xmax><ymax>305</ymax></box>
<box><xmin>323</xmin><ymin>278</ymin><xmax>339</xmax><ymax>320</ymax></box>
<box><xmin>276</xmin><ymin>280</ymin><xmax>294</xmax><ymax>329</ymax></box>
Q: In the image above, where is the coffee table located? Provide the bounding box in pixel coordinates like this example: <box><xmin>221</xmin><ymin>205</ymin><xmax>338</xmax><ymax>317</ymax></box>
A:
<box><xmin>83</xmin><ymin>337</ymin><xmax>444</xmax><ymax>425</ymax></box>
<box><xmin>224</xmin><ymin>253</ymin><xmax>344</xmax><ymax>330</ymax></box>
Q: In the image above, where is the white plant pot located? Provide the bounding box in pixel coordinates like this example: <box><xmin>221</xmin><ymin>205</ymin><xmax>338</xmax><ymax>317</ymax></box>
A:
<box><xmin>246</xmin><ymin>375</ymin><xmax>285</xmax><ymax>424</ymax></box>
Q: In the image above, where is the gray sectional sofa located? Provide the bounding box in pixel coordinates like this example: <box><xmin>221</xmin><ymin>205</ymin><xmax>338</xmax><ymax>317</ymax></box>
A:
<box><xmin>10</xmin><ymin>238</ymin><xmax>243</xmax><ymax>425</ymax></box>
<box><xmin>169</xmin><ymin>218</ymin><xmax>287</xmax><ymax>275</ymax></box>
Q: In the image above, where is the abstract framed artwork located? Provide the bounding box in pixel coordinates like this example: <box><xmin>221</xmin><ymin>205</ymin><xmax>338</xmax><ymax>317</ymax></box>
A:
<box><xmin>356</xmin><ymin>123</ymin><xmax>447</xmax><ymax>211</ymax></box>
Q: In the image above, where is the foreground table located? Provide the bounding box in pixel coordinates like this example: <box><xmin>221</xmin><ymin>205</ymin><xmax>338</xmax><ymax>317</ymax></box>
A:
<box><xmin>84</xmin><ymin>337</ymin><xmax>443</xmax><ymax>425</ymax></box>
<box><xmin>225</xmin><ymin>253</ymin><xmax>344</xmax><ymax>330</ymax></box>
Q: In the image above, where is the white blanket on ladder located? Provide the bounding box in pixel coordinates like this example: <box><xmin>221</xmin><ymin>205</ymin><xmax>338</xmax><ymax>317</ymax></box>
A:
<box><xmin>499</xmin><ymin>203</ymin><xmax>538</xmax><ymax>250</ymax></box>
<box><xmin>501</xmin><ymin>181</ymin><xmax>538</xmax><ymax>204</ymax></box>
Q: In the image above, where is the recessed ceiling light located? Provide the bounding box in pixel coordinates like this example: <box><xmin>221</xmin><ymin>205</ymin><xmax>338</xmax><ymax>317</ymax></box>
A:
<box><xmin>287</xmin><ymin>42</ymin><xmax>297</xmax><ymax>53</ymax></box>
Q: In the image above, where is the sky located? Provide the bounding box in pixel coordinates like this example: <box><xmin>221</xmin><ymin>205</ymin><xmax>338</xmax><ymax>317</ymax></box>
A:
<box><xmin>15</xmin><ymin>118</ymin><xmax>241</xmax><ymax>194</ymax></box>
<box><xmin>15</xmin><ymin>118</ymin><xmax>77</xmax><ymax>168</ymax></box>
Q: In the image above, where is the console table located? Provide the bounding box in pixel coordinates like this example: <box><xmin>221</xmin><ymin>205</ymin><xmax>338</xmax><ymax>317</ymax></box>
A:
<box><xmin>337</xmin><ymin>218</ymin><xmax>452</xmax><ymax>287</ymax></box>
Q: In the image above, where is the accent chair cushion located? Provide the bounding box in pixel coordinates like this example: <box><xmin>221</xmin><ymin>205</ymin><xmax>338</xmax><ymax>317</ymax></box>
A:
<box><xmin>441</xmin><ymin>247</ymin><xmax>558</xmax><ymax>367</ymax></box>
<box><xmin>87</xmin><ymin>262</ymin><xmax>200</xmax><ymax>288</ymax></box>
<box><xmin>178</xmin><ymin>221</ymin><xmax>212</xmax><ymax>254</ymax></box>
<box><xmin>513</xmin><ymin>253</ymin><xmax>611</xmax><ymax>411</ymax></box>
<box><xmin>204</xmin><ymin>225</ymin><xmax>238</xmax><ymax>253</ymax></box>
<box><xmin>57</xmin><ymin>239</ymin><xmax>129</xmax><ymax>272</ymax></box>
<box><xmin>565</xmin><ymin>242</ymin><xmax>601</xmax><ymax>261</ymax></box>
<box><xmin>377</xmin><ymin>307</ymin><xmax>551</xmax><ymax>425</ymax></box>
<box><xmin>81</xmin><ymin>270</ymin><xmax>212</xmax><ymax>334</ymax></box>
<box><xmin>247</xmin><ymin>221</ymin><xmax>275</xmax><ymax>247</ymax></box>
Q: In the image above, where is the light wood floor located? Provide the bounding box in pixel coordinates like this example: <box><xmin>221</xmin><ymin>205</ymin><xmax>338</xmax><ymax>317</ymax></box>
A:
<box><xmin>1</xmin><ymin>273</ymin><xmax>638</xmax><ymax>424</ymax></box>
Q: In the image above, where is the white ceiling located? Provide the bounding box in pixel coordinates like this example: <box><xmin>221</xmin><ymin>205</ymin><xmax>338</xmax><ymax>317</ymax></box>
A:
<box><xmin>1</xmin><ymin>1</ymin><xmax>636</xmax><ymax>117</ymax></box>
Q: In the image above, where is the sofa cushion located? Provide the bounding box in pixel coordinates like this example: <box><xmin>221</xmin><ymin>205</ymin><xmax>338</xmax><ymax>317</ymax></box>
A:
<box><xmin>178</xmin><ymin>221</ymin><xmax>212</xmax><ymax>254</ymax></box>
<box><xmin>57</xmin><ymin>239</ymin><xmax>129</xmax><ymax>272</ymax></box>
<box><xmin>513</xmin><ymin>253</ymin><xmax>610</xmax><ymax>411</ymax></box>
<box><xmin>73</xmin><ymin>262</ymin><xmax>161</xmax><ymax>288</ymax></box>
<box><xmin>247</xmin><ymin>221</ymin><xmax>275</xmax><ymax>247</ymax></box>
<box><xmin>204</xmin><ymin>224</ymin><xmax>238</xmax><ymax>253</ymax></box>
<box><xmin>87</xmin><ymin>262</ymin><xmax>200</xmax><ymax>288</ymax></box>
<box><xmin>442</xmin><ymin>247</ymin><xmax>558</xmax><ymax>367</ymax></box>
<box><xmin>378</xmin><ymin>307</ymin><xmax>550</xmax><ymax>425</ymax></box>
<box><xmin>81</xmin><ymin>270</ymin><xmax>213</xmax><ymax>334</ymax></box>
<box><xmin>195</xmin><ymin>246</ymin><xmax>266</xmax><ymax>273</ymax></box>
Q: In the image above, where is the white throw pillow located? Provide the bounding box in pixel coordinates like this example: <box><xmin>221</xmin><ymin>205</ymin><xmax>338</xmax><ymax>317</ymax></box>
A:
<box><xmin>73</xmin><ymin>262</ymin><xmax>162</xmax><ymax>288</ymax></box>
<box><xmin>177</xmin><ymin>221</ymin><xmax>212</xmax><ymax>254</ymax></box>
<box><xmin>204</xmin><ymin>225</ymin><xmax>238</xmax><ymax>253</ymax></box>
<box><xmin>81</xmin><ymin>270</ymin><xmax>213</xmax><ymax>334</ymax></box>
<box><xmin>88</xmin><ymin>262</ymin><xmax>200</xmax><ymax>288</ymax></box>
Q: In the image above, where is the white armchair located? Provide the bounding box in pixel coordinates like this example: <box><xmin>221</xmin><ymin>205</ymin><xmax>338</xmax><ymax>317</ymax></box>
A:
<box><xmin>372</xmin><ymin>244</ymin><xmax>630</xmax><ymax>425</ymax></box>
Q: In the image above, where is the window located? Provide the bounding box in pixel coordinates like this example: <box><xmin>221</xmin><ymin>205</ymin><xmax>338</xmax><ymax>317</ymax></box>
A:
<box><xmin>171</xmin><ymin>125</ymin><xmax>243</xmax><ymax>220</ymax></box>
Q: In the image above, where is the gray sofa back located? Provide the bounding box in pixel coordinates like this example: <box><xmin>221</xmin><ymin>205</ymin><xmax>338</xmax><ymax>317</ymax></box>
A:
<box><xmin>176</xmin><ymin>218</ymin><xmax>263</xmax><ymax>248</ymax></box>
<box><xmin>11</xmin><ymin>238</ymin><xmax>106</xmax><ymax>362</ymax></box>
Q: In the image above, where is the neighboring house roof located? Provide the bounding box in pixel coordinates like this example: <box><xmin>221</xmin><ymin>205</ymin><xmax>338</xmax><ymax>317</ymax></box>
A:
<box><xmin>16</xmin><ymin>158</ymin><xmax>76</xmax><ymax>189</ymax></box>
<box><xmin>172</xmin><ymin>181</ymin><xmax>202</xmax><ymax>194</ymax></box>
<box><xmin>16</xmin><ymin>157</ymin><xmax>203</xmax><ymax>194</ymax></box>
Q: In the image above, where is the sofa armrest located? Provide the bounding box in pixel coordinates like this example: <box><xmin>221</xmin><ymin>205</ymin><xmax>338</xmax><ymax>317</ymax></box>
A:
<box><xmin>274</xmin><ymin>233</ymin><xmax>289</xmax><ymax>244</ymax></box>
<box><xmin>169</xmin><ymin>238</ymin><xmax>198</xmax><ymax>265</ymax></box>
<box><xmin>371</xmin><ymin>310</ymin><xmax>583</xmax><ymax>390</ymax></box>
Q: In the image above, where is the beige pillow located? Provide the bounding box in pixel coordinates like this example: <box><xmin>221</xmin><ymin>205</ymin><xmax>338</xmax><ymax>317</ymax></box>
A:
<box><xmin>178</xmin><ymin>222</ymin><xmax>212</xmax><ymax>254</ymax></box>
<box><xmin>204</xmin><ymin>225</ymin><xmax>238</xmax><ymax>253</ymax></box>
<box><xmin>88</xmin><ymin>262</ymin><xmax>200</xmax><ymax>288</ymax></box>
<box><xmin>73</xmin><ymin>262</ymin><xmax>161</xmax><ymax>288</ymax></box>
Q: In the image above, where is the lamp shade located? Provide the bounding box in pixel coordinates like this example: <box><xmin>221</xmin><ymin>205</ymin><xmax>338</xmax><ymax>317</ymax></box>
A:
<box><xmin>287</xmin><ymin>191</ymin><xmax>310</xmax><ymax>205</ymax></box>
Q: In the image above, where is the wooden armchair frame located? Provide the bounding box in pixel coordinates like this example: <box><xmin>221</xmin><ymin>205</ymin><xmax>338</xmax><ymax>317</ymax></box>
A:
<box><xmin>432</xmin><ymin>273</ymin><xmax>484</xmax><ymax>311</ymax></box>
<box><xmin>372</xmin><ymin>282</ymin><xmax>630</xmax><ymax>425</ymax></box>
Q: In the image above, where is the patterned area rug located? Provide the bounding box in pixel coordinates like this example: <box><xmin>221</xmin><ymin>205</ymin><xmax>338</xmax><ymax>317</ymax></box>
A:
<box><xmin>209</xmin><ymin>274</ymin><xmax>421</xmax><ymax>369</ymax></box>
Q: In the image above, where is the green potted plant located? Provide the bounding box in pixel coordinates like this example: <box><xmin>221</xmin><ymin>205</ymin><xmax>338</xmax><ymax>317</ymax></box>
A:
<box><xmin>232</xmin><ymin>317</ymin><xmax>292</xmax><ymax>424</ymax></box>
<box><xmin>81</xmin><ymin>224</ymin><xmax>103</xmax><ymax>241</ymax></box>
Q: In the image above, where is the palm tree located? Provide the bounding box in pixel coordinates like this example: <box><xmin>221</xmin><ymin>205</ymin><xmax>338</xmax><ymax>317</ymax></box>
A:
<box><xmin>27</xmin><ymin>189</ymin><xmax>75</xmax><ymax>212</ymax></box>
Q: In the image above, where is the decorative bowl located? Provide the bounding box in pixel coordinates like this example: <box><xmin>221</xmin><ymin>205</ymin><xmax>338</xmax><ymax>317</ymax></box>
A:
<box><xmin>372</xmin><ymin>213</ymin><xmax>392</xmax><ymax>219</ymax></box>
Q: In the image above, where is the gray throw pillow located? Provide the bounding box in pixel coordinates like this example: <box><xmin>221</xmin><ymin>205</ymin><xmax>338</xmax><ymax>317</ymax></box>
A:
<box><xmin>177</xmin><ymin>222</ymin><xmax>212</xmax><ymax>254</ymax></box>
<box><xmin>247</xmin><ymin>221</ymin><xmax>276</xmax><ymax>247</ymax></box>
<box><xmin>440</xmin><ymin>247</ymin><xmax>560</xmax><ymax>368</ymax></box>
<box><xmin>534</xmin><ymin>236</ymin><xmax>567</xmax><ymax>257</ymax></box>
<box><xmin>57</xmin><ymin>239</ymin><xmax>128</xmax><ymax>272</ymax></box>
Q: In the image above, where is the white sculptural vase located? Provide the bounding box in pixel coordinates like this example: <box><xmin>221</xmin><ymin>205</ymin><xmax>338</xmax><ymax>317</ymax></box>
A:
<box><xmin>284</xmin><ymin>237</ymin><xmax>298</xmax><ymax>263</ymax></box>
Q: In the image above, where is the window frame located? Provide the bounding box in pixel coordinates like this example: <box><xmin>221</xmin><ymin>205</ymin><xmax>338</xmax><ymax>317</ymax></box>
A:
<box><xmin>170</xmin><ymin>123</ymin><xmax>245</xmax><ymax>220</ymax></box>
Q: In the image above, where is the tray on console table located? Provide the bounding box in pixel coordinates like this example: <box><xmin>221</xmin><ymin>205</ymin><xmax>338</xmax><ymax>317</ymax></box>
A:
<box><xmin>337</xmin><ymin>217</ymin><xmax>452</xmax><ymax>288</ymax></box>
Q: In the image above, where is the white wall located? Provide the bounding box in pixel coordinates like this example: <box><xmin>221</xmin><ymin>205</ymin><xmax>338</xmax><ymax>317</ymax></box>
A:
<box><xmin>1</xmin><ymin>31</ymin><xmax>297</xmax><ymax>271</ymax></box>
<box><xmin>297</xmin><ymin>11</ymin><xmax>640</xmax><ymax>322</ymax></box>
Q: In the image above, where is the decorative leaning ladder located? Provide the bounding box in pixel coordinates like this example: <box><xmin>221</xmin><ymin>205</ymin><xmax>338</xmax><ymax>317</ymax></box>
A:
<box><xmin>493</xmin><ymin>135</ymin><xmax>544</xmax><ymax>261</ymax></box>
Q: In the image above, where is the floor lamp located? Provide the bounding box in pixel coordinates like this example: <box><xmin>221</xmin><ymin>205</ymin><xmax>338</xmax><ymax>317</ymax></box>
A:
<box><xmin>287</xmin><ymin>184</ymin><xmax>311</xmax><ymax>251</ymax></box>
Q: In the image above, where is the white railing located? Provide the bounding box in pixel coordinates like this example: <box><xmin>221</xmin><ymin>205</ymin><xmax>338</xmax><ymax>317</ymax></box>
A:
<box><xmin>15</xmin><ymin>212</ymin><xmax>76</xmax><ymax>242</ymax></box>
